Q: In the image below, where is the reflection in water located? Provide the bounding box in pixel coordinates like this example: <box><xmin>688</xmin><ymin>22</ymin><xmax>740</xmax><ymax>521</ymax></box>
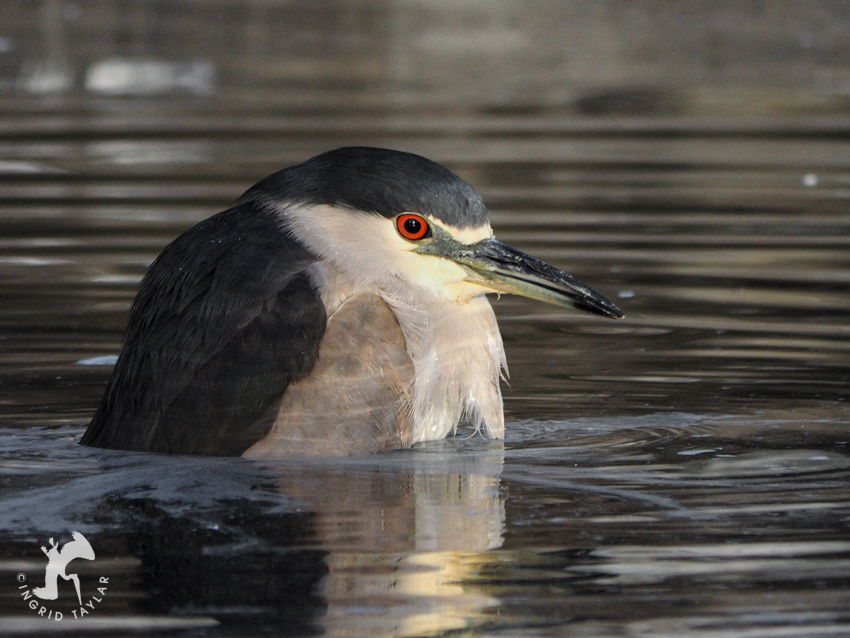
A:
<box><xmin>260</xmin><ymin>450</ymin><xmax>505</xmax><ymax>637</ymax></box>
<box><xmin>0</xmin><ymin>428</ymin><xmax>505</xmax><ymax>636</ymax></box>
<box><xmin>2</xmin><ymin>415</ymin><xmax>848</xmax><ymax>636</ymax></box>
<box><xmin>331</xmin><ymin>550</ymin><xmax>499</xmax><ymax>637</ymax></box>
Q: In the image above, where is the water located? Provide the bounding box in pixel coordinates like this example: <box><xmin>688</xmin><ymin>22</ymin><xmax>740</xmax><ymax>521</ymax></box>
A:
<box><xmin>1</xmin><ymin>2</ymin><xmax>849</xmax><ymax>636</ymax></box>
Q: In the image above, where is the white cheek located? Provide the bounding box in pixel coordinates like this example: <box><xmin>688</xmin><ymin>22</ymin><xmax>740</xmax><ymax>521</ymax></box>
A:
<box><xmin>395</xmin><ymin>251</ymin><xmax>469</xmax><ymax>293</ymax></box>
<box><xmin>278</xmin><ymin>203</ymin><xmax>490</xmax><ymax>302</ymax></box>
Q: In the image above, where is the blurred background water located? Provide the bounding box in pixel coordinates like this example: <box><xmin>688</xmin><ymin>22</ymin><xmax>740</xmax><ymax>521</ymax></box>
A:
<box><xmin>0</xmin><ymin>1</ymin><xmax>848</xmax><ymax>637</ymax></box>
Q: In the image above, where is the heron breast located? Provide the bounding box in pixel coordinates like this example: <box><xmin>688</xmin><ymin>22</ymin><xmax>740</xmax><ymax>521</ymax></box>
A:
<box><xmin>243</xmin><ymin>293</ymin><xmax>414</xmax><ymax>457</ymax></box>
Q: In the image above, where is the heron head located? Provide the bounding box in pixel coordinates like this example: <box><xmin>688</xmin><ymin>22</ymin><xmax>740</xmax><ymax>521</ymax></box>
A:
<box><xmin>242</xmin><ymin>146</ymin><xmax>623</xmax><ymax>318</ymax></box>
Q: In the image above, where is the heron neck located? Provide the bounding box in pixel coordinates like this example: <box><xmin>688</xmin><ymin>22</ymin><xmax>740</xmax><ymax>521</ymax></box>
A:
<box><xmin>307</xmin><ymin>262</ymin><xmax>507</xmax><ymax>442</ymax></box>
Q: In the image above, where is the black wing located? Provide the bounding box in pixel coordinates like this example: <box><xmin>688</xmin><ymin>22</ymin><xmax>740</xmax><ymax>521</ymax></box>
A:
<box><xmin>81</xmin><ymin>202</ymin><xmax>326</xmax><ymax>455</ymax></box>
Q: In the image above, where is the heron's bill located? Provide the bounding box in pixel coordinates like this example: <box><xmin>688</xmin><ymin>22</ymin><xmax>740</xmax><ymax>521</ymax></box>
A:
<box><xmin>421</xmin><ymin>234</ymin><xmax>624</xmax><ymax>319</ymax></box>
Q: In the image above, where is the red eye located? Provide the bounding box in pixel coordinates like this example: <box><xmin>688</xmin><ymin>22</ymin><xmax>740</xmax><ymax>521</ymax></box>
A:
<box><xmin>396</xmin><ymin>214</ymin><xmax>431</xmax><ymax>240</ymax></box>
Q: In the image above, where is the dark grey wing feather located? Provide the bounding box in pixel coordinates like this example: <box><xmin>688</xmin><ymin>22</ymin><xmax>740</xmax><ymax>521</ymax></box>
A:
<box><xmin>81</xmin><ymin>202</ymin><xmax>326</xmax><ymax>456</ymax></box>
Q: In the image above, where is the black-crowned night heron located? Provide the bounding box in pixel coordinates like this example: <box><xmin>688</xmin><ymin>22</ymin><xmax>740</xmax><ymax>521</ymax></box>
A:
<box><xmin>81</xmin><ymin>147</ymin><xmax>623</xmax><ymax>456</ymax></box>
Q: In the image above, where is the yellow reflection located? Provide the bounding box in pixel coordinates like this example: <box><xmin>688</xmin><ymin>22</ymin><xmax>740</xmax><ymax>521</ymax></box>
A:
<box><xmin>321</xmin><ymin>550</ymin><xmax>500</xmax><ymax>637</ymax></box>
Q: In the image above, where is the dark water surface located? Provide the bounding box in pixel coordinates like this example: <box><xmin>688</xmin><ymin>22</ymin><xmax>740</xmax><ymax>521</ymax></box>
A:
<box><xmin>1</xmin><ymin>2</ymin><xmax>850</xmax><ymax>637</ymax></box>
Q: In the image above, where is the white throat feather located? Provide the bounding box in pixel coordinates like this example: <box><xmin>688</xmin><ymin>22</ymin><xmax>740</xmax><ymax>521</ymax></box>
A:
<box><xmin>380</xmin><ymin>291</ymin><xmax>507</xmax><ymax>442</ymax></box>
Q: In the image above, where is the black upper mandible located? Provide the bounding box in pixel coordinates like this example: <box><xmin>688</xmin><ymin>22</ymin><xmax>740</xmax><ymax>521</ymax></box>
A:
<box><xmin>237</xmin><ymin>147</ymin><xmax>490</xmax><ymax>229</ymax></box>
